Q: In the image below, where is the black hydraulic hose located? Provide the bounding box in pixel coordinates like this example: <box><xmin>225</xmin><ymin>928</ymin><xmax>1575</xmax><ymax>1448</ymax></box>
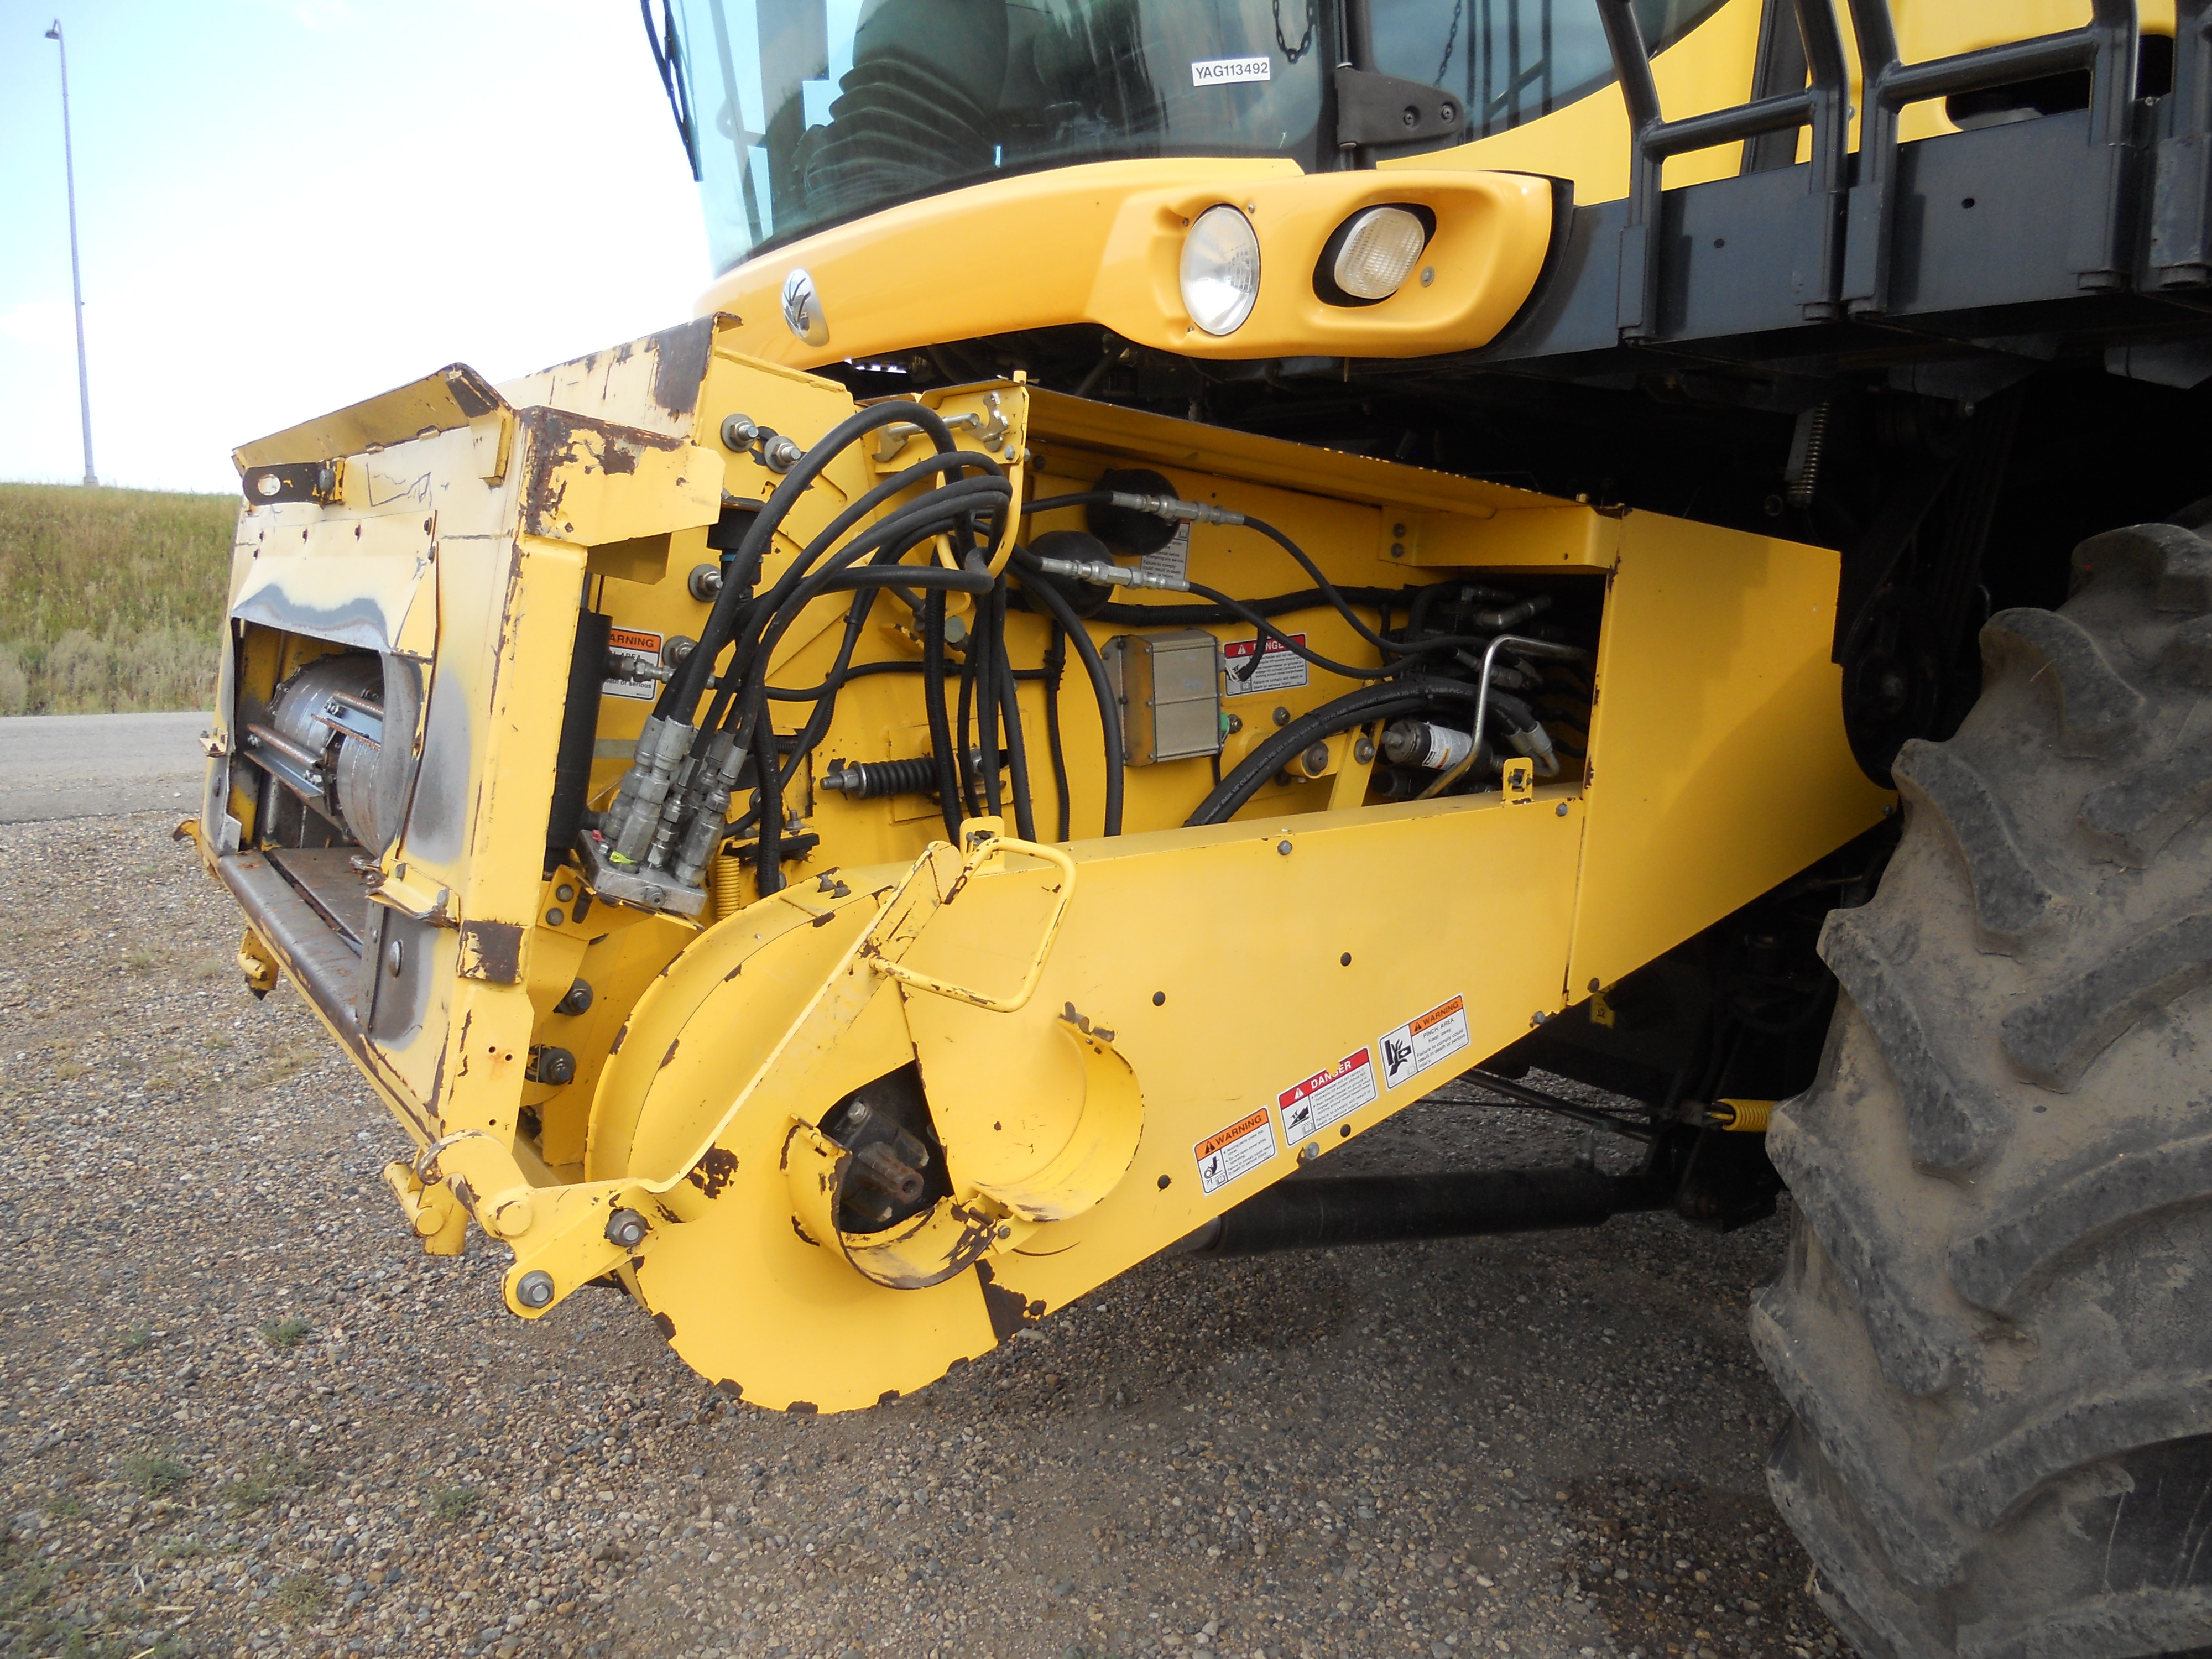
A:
<box><xmin>659</xmin><ymin>399</ymin><xmax>960</xmax><ymax>719</ymax></box>
<box><xmin>977</xmin><ymin>585</ymin><xmax>1003</xmax><ymax>818</ymax></box>
<box><xmin>995</xmin><ymin>644</ymin><xmax>1037</xmax><ymax>842</ymax></box>
<box><xmin>752</xmin><ymin>716</ymin><xmax>782</xmax><ymax>895</ymax></box>
<box><xmin>719</xmin><ymin>477</ymin><xmax>1009</xmax><ymax>716</ymax></box>
<box><xmin>921</xmin><ymin>588</ymin><xmax>961</xmax><ymax>843</ymax></box>
<box><xmin>762</xmin><ymin>659</ymin><xmax>1051</xmax><ymax>700</ymax></box>
<box><xmin>1184</xmin><ymin>579</ymin><xmax>1396</xmax><ymax>682</ymax></box>
<box><xmin>955</xmin><ymin>630</ymin><xmax>981</xmax><ymax>817</ymax></box>
<box><xmin>1010</xmin><ymin>554</ymin><xmax>1123</xmax><ymax>836</ymax></box>
<box><xmin>727</xmin><ymin>564</ymin><xmax>993</xmax><ymax>842</ymax></box>
<box><xmin>1239</xmin><ymin>513</ymin><xmax>1395</xmax><ymax>656</ymax></box>
<box><xmin>699</xmin><ymin>472</ymin><xmax>1007</xmax><ymax>739</ymax></box>
<box><xmin>1086</xmin><ymin>585</ymin><xmax>1421</xmax><ymax>629</ymax></box>
<box><xmin>1186</xmin><ymin>677</ymin><xmax>1481</xmax><ymax>827</ymax></box>
<box><xmin>1042</xmin><ymin>621</ymin><xmax>1071</xmax><ymax>842</ymax></box>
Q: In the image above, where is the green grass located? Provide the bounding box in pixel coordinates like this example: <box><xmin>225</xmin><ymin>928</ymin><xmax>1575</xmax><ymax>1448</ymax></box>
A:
<box><xmin>0</xmin><ymin>481</ymin><xmax>236</xmax><ymax>714</ymax></box>
<box><xmin>259</xmin><ymin>1315</ymin><xmax>312</xmax><ymax>1349</ymax></box>
<box><xmin>431</xmin><ymin>1485</ymin><xmax>481</xmax><ymax>1522</ymax></box>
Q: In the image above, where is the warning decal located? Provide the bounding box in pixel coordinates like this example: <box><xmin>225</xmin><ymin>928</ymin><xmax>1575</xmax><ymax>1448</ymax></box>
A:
<box><xmin>1278</xmin><ymin>1047</ymin><xmax>1378</xmax><ymax>1144</ymax></box>
<box><xmin>1222</xmin><ymin>633</ymin><xmax>1309</xmax><ymax>697</ymax></box>
<box><xmin>603</xmin><ymin>628</ymin><xmax>662</xmax><ymax>701</ymax></box>
<box><xmin>1193</xmin><ymin>1107</ymin><xmax>1278</xmax><ymax>1195</ymax></box>
<box><xmin>1139</xmin><ymin>522</ymin><xmax>1190</xmax><ymax>586</ymax></box>
<box><xmin>1379</xmin><ymin>994</ymin><xmax>1472</xmax><ymax>1091</ymax></box>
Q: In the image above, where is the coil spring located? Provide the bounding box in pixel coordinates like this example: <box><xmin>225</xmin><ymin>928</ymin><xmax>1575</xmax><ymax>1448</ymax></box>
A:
<box><xmin>822</xmin><ymin>755</ymin><xmax>941</xmax><ymax>801</ymax></box>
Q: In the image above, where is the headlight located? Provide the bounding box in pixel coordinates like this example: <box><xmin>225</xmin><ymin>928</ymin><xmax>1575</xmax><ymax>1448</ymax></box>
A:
<box><xmin>1331</xmin><ymin>206</ymin><xmax>1429</xmax><ymax>301</ymax></box>
<box><xmin>1180</xmin><ymin>205</ymin><xmax>1261</xmax><ymax>337</ymax></box>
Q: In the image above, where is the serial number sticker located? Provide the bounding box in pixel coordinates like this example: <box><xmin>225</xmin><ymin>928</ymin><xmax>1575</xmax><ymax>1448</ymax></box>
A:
<box><xmin>1379</xmin><ymin>994</ymin><xmax>1471</xmax><ymax>1091</ymax></box>
<box><xmin>1278</xmin><ymin>1047</ymin><xmax>1379</xmax><ymax>1144</ymax></box>
<box><xmin>1192</xmin><ymin>54</ymin><xmax>1272</xmax><ymax>85</ymax></box>
<box><xmin>1139</xmin><ymin>521</ymin><xmax>1190</xmax><ymax>585</ymax></box>
<box><xmin>1221</xmin><ymin>632</ymin><xmax>1308</xmax><ymax>696</ymax></box>
<box><xmin>1193</xmin><ymin>1107</ymin><xmax>1278</xmax><ymax>1195</ymax></box>
<box><xmin>603</xmin><ymin>627</ymin><xmax>662</xmax><ymax>701</ymax></box>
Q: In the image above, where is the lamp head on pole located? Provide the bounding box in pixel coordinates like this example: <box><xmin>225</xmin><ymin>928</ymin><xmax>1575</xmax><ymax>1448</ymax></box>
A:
<box><xmin>45</xmin><ymin>22</ymin><xmax>61</xmax><ymax>40</ymax></box>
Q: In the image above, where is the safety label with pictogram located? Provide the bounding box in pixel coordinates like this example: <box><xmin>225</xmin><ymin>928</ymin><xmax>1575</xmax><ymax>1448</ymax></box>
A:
<box><xmin>1221</xmin><ymin>633</ymin><xmax>1308</xmax><ymax>696</ymax></box>
<box><xmin>1378</xmin><ymin>994</ymin><xmax>1471</xmax><ymax>1090</ymax></box>
<box><xmin>1139</xmin><ymin>522</ymin><xmax>1189</xmax><ymax>585</ymax></box>
<box><xmin>1193</xmin><ymin>1107</ymin><xmax>1278</xmax><ymax>1195</ymax></box>
<box><xmin>1277</xmin><ymin>1047</ymin><xmax>1378</xmax><ymax>1143</ymax></box>
<box><xmin>603</xmin><ymin>627</ymin><xmax>663</xmax><ymax>701</ymax></box>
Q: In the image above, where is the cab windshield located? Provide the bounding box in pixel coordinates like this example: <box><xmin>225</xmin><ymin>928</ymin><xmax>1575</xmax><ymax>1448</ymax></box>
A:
<box><xmin>670</xmin><ymin>0</ymin><xmax>1329</xmax><ymax>274</ymax></box>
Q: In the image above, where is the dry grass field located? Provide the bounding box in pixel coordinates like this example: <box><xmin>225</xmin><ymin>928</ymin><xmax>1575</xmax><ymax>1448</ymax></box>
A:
<box><xmin>0</xmin><ymin>482</ymin><xmax>235</xmax><ymax>715</ymax></box>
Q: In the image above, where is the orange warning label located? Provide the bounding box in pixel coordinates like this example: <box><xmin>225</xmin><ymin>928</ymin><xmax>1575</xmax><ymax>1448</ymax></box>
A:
<box><xmin>608</xmin><ymin>627</ymin><xmax>662</xmax><ymax>654</ymax></box>
<box><xmin>1193</xmin><ymin>1107</ymin><xmax>1277</xmax><ymax>1195</ymax></box>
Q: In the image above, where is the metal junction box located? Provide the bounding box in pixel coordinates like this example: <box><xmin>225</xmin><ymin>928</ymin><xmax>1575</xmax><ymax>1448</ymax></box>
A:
<box><xmin>1104</xmin><ymin>629</ymin><xmax>1223</xmax><ymax>766</ymax></box>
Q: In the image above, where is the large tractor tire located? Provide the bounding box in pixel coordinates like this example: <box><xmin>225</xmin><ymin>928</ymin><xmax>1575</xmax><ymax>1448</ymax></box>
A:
<box><xmin>1754</xmin><ymin>516</ymin><xmax>2212</xmax><ymax>1659</ymax></box>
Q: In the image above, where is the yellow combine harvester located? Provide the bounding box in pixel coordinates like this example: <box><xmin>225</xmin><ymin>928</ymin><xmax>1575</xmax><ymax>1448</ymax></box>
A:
<box><xmin>189</xmin><ymin>2</ymin><xmax>2212</xmax><ymax>1652</ymax></box>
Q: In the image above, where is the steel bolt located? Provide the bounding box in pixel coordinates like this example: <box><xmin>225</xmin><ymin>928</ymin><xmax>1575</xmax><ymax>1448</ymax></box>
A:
<box><xmin>515</xmin><ymin>1270</ymin><xmax>555</xmax><ymax>1310</ymax></box>
<box><xmin>1300</xmin><ymin>742</ymin><xmax>1331</xmax><ymax>776</ymax></box>
<box><xmin>385</xmin><ymin>938</ymin><xmax>403</xmax><ymax>978</ymax></box>
<box><xmin>719</xmin><ymin>414</ymin><xmax>759</xmax><ymax>452</ymax></box>
<box><xmin>1271</xmin><ymin>706</ymin><xmax>1291</xmax><ymax>728</ymax></box>
<box><xmin>1556</xmin><ymin>801</ymin><xmax>1569</xmax><ymax>817</ymax></box>
<box><xmin>555</xmin><ymin>978</ymin><xmax>593</xmax><ymax>1016</ymax></box>
<box><xmin>763</xmin><ymin>434</ymin><xmax>804</xmax><ymax>472</ymax></box>
<box><xmin>604</xmin><ymin>1209</ymin><xmax>650</xmax><ymax>1251</ymax></box>
<box><xmin>1353</xmin><ymin>737</ymin><xmax>1375</xmax><ymax>764</ymax></box>
<box><xmin>1277</xmin><ymin>838</ymin><xmax>1293</xmax><ymax>856</ymax></box>
<box><xmin>688</xmin><ymin>563</ymin><xmax>724</xmax><ymax>603</ymax></box>
<box><xmin>1297</xmin><ymin>1142</ymin><xmax>1319</xmax><ymax>1165</ymax></box>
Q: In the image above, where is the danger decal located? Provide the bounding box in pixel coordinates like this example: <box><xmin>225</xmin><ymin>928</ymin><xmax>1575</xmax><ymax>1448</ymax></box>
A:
<box><xmin>1222</xmin><ymin>633</ymin><xmax>1308</xmax><ymax>696</ymax></box>
<box><xmin>1379</xmin><ymin>994</ymin><xmax>1472</xmax><ymax>1091</ymax></box>
<box><xmin>1278</xmin><ymin>1047</ymin><xmax>1379</xmax><ymax>1144</ymax></box>
<box><xmin>1193</xmin><ymin>1107</ymin><xmax>1278</xmax><ymax>1195</ymax></box>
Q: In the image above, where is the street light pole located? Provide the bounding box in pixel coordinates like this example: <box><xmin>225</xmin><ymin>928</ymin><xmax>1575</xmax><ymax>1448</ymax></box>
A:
<box><xmin>45</xmin><ymin>20</ymin><xmax>97</xmax><ymax>489</ymax></box>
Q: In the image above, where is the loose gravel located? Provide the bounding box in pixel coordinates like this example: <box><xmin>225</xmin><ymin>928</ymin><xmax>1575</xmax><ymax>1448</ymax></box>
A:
<box><xmin>0</xmin><ymin>811</ymin><xmax>1847</xmax><ymax>1659</ymax></box>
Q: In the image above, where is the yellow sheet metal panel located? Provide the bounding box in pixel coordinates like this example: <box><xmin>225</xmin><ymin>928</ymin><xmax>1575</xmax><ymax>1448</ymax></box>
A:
<box><xmin>692</xmin><ymin>160</ymin><xmax>1553</xmax><ymax>369</ymax></box>
<box><xmin>1564</xmin><ymin>512</ymin><xmax>1892</xmax><ymax>999</ymax></box>
<box><xmin>599</xmin><ymin>791</ymin><xmax>1585</xmax><ymax>1411</ymax></box>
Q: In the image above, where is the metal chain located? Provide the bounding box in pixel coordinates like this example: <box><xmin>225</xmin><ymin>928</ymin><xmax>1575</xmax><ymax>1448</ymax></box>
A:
<box><xmin>1434</xmin><ymin>0</ymin><xmax>1465</xmax><ymax>86</ymax></box>
<box><xmin>1272</xmin><ymin>0</ymin><xmax>1315</xmax><ymax>64</ymax></box>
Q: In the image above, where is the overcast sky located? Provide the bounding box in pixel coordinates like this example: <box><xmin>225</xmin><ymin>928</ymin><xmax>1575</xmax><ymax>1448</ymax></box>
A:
<box><xmin>1</xmin><ymin>1</ymin><xmax>711</xmax><ymax>495</ymax></box>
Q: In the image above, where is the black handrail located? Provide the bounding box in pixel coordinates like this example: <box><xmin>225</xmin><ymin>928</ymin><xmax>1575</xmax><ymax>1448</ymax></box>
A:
<box><xmin>2148</xmin><ymin>0</ymin><xmax>2212</xmax><ymax>289</ymax></box>
<box><xmin>1597</xmin><ymin>0</ymin><xmax>1851</xmax><ymax>341</ymax></box>
<box><xmin>1840</xmin><ymin>0</ymin><xmax>2140</xmax><ymax>312</ymax></box>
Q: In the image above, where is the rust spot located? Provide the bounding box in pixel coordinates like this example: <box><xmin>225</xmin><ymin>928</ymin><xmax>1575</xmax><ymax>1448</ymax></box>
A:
<box><xmin>653</xmin><ymin>1202</ymin><xmax>681</xmax><ymax>1223</ymax></box>
<box><xmin>791</xmin><ymin>1215</ymin><xmax>821</xmax><ymax>1247</ymax></box>
<box><xmin>974</xmin><ymin>1259</ymin><xmax>1042</xmax><ymax>1342</ymax></box>
<box><xmin>609</xmin><ymin>1021</ymin><xmax>628</xmax><ymax>1055</ymax></box>
<box><xmin>456</xmin><ymin>919</ymin><xmax>524</xmax><ymax>984</ymax></box>
<box><xmin>647</xmin><ymin>317</ymin><xmax>716</xmax><ymax>418</ymax></box>
<box><xmin>687</xmin><ymin>1147</ymin><xmax>739</xmax><ymax>1199</ymax></box>
<box><xmin>660</xmin><ymin>1038</ymin><xmax>681</xmax><ymax>1070</ymax></box>
<box><xmin>722</xmin><ymin>962</ymin><xmax>744</xmax><ymax>982</ymax></box>
<box><xmin>652</xmin><ymin>1312</ymin><xmax>676</xmax><ymax>1339</ymax></box>
<box><xmin>811</xmin><ymin>912</ymin><xmax>836</xmax><ymax>929</ymax></box>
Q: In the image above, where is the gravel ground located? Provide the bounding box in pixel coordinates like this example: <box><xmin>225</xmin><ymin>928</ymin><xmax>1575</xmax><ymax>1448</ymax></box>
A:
<box><xmin>0</xmin><ymin>810</ymin><xmax>1848</xmax><ymax>1659</ymax></box>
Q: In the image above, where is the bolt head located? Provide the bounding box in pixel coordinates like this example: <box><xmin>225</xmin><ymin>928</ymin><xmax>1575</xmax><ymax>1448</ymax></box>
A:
<box><xmin>604</xmin><ymin>1208</ymin><xmax>649</xmax><ymax>1251</ymax></box>
<box><xmin>719</xmin><ymin>414</ymin><xmax>758</xmax><ymax>452</ymax></box>
<box><xmin>515</xmin><ymin>1270</ymin><xmax>555</xmax><ymax>1310</ymax></box>
<box><xmin>1277</xmin><ymin>839</ymin><xmax>1293</xmax><ymax>856</ymax></box>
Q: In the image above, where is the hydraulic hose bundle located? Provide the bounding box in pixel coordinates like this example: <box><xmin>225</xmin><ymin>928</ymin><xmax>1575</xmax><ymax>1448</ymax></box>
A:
<box><xmin>589</xmin><ymin>433</ymin><xmax>1592</xmax><ymax>909</ymax></box>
